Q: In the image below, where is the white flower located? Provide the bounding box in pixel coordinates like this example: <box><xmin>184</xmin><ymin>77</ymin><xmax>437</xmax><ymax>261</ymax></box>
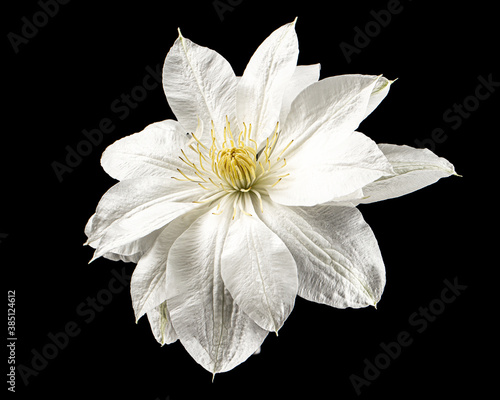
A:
<box><xmin>84</xmin><ymin>19</ymin><xmax>457</xmax><ymax>375</ymax></box>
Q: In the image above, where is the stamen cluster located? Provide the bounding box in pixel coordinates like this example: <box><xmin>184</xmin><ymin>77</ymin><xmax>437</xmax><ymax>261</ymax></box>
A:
<box><xmin>173</xmin><ymin>117</ymin><xmax>292</xmax><ymax>218</ymax></box>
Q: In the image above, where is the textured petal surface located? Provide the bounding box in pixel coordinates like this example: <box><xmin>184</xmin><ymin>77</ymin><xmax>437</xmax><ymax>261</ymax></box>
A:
<box><xmin>279</xmin><ymin>64</ymin><xmax>321</xmax><ymax>124</ymax></box>
<box><xmin>101</xmin><ymin>119</ymin><xmax>191</xmax><ymax>181</ymax></box>
<box><xmin>163</xmin><ymin>31</ymin><xmax>237</xmax><ymax>142</ymax></box>
<box><xmin>98</xmin><ymin>228</ymin><xmax>163</xmax><ymax>263</ymax></box>
<box><xmin>131</xmin><ymin>209</ymin><xmax>206</xmax><ymax>322</ymax></box>
<box><xmin>363</xmin><ymin>76</ymin><xmax>393</xmax><ymax>119</ymax></box>
<box><xmin>221</xmin><ymin>199</ymin><xmax>298</xmax><ymax>332</ymax></box>
<box><xmin>165</xmin><ymin>210</ymin><xmax>268</xmax><ymax>374</ymax></box>
<box><xmin>358</xmin><ymin>144</ymin><xmax>457</xmax><ymax>204</ymax></box>
<box><xmin>236</xmin><ymin>20</ymin><xmax>299</xmax><ymax>145</ymax></box>
<box><xmin>267</xmin><ymin>131</ymin><xmax>393</xmax><ymax>206</ymax></box>
<box><xmin>276</xmin><ymin>74</ymin><xmax>385</xmax><ymax>159</ymax></box>
<box><xmin>255</xmin><ymin>197</ymin><xmax>386</xmax><ymax>308</ymax></box>
<box><xmin>85</xmin><ymin>177</ymin><xmax>201</xmax><ymax>261</ymax></box>
<box><xmin>146</xmin><ymin>302</ymin><xmax>178</xmax><ymax>345</ymax></box>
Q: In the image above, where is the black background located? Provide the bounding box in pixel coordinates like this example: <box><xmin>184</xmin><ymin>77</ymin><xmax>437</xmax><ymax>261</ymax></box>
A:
<box><xmin>4</xmin><ymin>0</ymin><xmax>496</xmax><ymax>399</ymax></box>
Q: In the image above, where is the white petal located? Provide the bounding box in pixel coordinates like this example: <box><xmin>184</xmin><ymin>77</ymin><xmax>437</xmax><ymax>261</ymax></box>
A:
<box><xmin>322</xmin><ymin>188</ymin><xmax>366</xmax><ymax>206</ymax></box>
<box><xmin>358</xmin><ymin>144</ymin><xmax>458</xmax><ymax>204</ymax></box>
<box><xmin>99</xmin><ymin>228</ymin><xmax>163</xmax><ymax>263</ymax></box>
<box><xmin>277</xmin><ymin>74</ymin><xmax>385</xmax><ymax>160</ymax></box>
<box><xmin>165</xmin><ymin>210</ymin><xmax>268</xmax><ymax>374</ymax></box>
<box><xmin>163</xmin><ymin>30</ymin><xmax>237</xmax><ymax>142</ymax></box>
<box><xmin>131</xmin><ymin>209</ymin><xmax>205</xmax><ymax>322</ymax></box>
<box><xmin>221</xmin><ymin>198</ymin><xmax>298</xmax><ymax>332</ymax></box>
<box><xmin>255</xmin><ymin>198</ymin><xmax>386</xmax><ymax>308</ymax></box>
<box><xmin>101</xmin><ymin>119</ymin><xmax>190</xmax><ymax>181</ymax></box>
<box><xmin>267</xmin><ymin>131</ymin><xmax>393</xmax><ymax>206</ymax></box>
<box><xmin>85</xmin><ymin>177</ymin><xmax>201</xmax><ymax>261</ymax></box>
<box><xmin>363</xmin><ymin>76</ymin><xmax>393</xmax><ymax>119</ymax></box>
<box><xmin>146</xmin><ymin>302</ymin><xmax>178</xmax><ymax>345</ymax></box>
<box><xmin>236</xmin><ymin>20</ymin><xmax>299</xmax><ymax>145</ymax></box>
<box><xmin>279</xmin><ymin>64</ymin><xmax>321</xmax><ymax>124</ymax></box>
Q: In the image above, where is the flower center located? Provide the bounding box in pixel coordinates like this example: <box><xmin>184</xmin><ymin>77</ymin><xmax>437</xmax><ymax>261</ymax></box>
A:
<box><xmin>216</xmin><ymin>145</ymin><xmax>256</xmax><ymax>191</ymax></box>
<box><xmin>173</xmin><ymin>117</ymin><xmax>292</xmax><ymax>218</ymax></box>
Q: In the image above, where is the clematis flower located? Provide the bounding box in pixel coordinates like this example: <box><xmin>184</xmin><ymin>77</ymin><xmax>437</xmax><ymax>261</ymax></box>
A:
<box><xmin>84</xmin><ymin>19</ymin><xmax>457</xmax><ymax>375</ymax></box>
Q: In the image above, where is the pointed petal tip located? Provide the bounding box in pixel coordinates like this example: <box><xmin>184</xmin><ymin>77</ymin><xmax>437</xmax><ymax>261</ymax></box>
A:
<box><xmin>177</xmin><ymin>27</ymin><xmax>183</xmax><ymax>38</ymax></box>
<box><xmin>88</xmin><ymin>250</ymin><xmax>102</xmax><ymax>264</ymax></box>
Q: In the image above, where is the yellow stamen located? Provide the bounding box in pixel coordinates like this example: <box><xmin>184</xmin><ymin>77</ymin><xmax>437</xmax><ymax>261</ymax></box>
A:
<box><xmin>271</xmin><ymin>178</ymin><xmax>282</xmax><ymax>187</ymax></box>
<box><xmin>251</xmin><ymin>189</ymin><xmax>264</xmax><ymax>213</ymax></box>
<box><xmin>173</xmin><ymin>118</ymin><xmax>291</xmax><ymax>217</ymax></box>
<box><xmin>277</xmin><ymin>140</ymin><xmax>294</xmax><ymax>161</ymax></box>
